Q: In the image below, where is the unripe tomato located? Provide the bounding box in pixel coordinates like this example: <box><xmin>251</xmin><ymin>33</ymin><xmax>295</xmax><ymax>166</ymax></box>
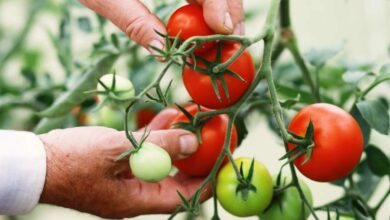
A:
<box><xmin>130</xmin><ymin>142</ymin><xmax>172</xmax><ymax>182</ymax></box>
<box><xmin>88</xmin><ymin>105</ymin><xmax>124</xmax><ymax>130</ymax></box>
<box><xmin>97</xmin><ymin>74</ymin><xmax>135</xmax><ymax>104</ymax></box>
<box><xmin>183</xmin><ymin>42</ymin><xmax>255</xmax><ymax>109</ymax></box>
<box><xmin>217</xmin><ymin>157</ymin><xmax>274</xmax><ymax>217</ymax></box>
<box><xmin>259</xmin><ymin>175</ymin><xmax>313</xmax><ymax>220</ymax></box>
<box><xmin>167</xmin><ymin>4</ymin><xmax>215</xmax><ymax>54</ymax></box>
<box><xmin>288</xmin><ymin>103</ymin><xmax>363</xmax><ymax>182</ymax></box>
<box><xmin>170</xmin><ymin>104</ymin><xmax>237</xmax><ymax>176</ymax></box>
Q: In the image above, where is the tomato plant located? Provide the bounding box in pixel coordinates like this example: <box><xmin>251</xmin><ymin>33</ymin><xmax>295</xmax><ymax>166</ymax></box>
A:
<box><xmin>259</xmin><ymin>175</ymin><xmax>313</xmax><ymax>220</ymax></box>
<box><xmin>167</xmin><ymin>4</ymin><xmax>215</xmax><ymax>54</ymax></box>
<box><xmin>288</xmin><ymin>103</ymin><xmax>364</xmax><ymax>182</ymax></box>
<box><xmin>2</xmin><ymin>0</ymin><xmax>389</xmax><ymax>219</ymax></box>
<box><xmin>129</xmin><ymin>142</ymin><xmax>172</xmax><ymax>182</ymax></box>
<box><xmin>170</xmin><ymin>104</ymin><xmax>238</xmax><ymax>176</ymax></box>
<box><xmin>217</xmin><ymin>157</ymin><xmax>273</xmax><ymax>217</ymax></box>
<box><xmin>183</xmin><ymin>42</ymin><xmax>255</xmax><ymax>109</ymax></box>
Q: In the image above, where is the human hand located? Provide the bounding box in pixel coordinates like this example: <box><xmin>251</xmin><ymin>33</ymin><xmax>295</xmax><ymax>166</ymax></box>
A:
<box><xmin>39</xmin><ymin>109</ymin><xmax>210</xmax><ymax>218</ymax></box>
<box><xmin>79</xmin><ymin>0</ymin><xmax>244</xmax><ymax>53</ymax></box>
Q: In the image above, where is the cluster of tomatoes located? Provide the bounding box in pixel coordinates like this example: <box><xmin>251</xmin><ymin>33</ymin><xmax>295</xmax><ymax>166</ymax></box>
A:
<box><xmin>90</xmin><ymin>4</ymin><xmax>364</xmax><ymax>219</ymax></box>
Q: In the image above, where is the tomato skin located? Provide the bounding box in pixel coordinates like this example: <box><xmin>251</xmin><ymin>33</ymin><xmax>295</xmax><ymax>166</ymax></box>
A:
<box><xmin>171</xmin><ymin>104</ymin><xmax>237</xmax><ymax>176</ymax></box>
<box><xmin>136</xmin><ymin>109</ymin><xmax>158</xmax><ymax>129</ymax></box>
<box><xmin>88</xmin><ymin>105</ymin><xmax>124</xmax><ymax>130</ymax></box>
<box><xmin>288</xmin><ymin>103</ymin><xmax>363</xmax><ymax>182</ymax></box>
<box><xmin>167</xmin><ymin>4</ymin><xmax>215</xmax><ymax>54</ymax></box>
<box><xmin>130</xmin><ymin>142</ymin><xmax>172</xmax><ymax>182</ymax></box>
<box><xmin>217</xmin><ymin>157</ymin><xmax>274</xmax><ymax>217</ymax></box>
<box><xmin>259</xmin><ymin>175</ymin><xmax>313</xmax><ymax>220</ymax></box>
<box><xmin>183</xmin><ymin>42</ymin><xmax>255</xmax><ymax>109</ymax></box>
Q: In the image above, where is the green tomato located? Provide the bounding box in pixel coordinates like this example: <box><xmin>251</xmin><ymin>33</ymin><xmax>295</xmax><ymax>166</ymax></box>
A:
<box><xmin>89</xmin><ymin>105</ymin><xmax>124</xmax><ymax>130</ymax></box>
<box><xmin>130</xmin><ymin>142</ymin><xmax>172</xmax><ymax>182</ymax></box>
<box><xmin>97</xmin><ymin>74</ymin><xmax>135</xmax><ymax>103</ymax></box>
<box><xmin>217</xmin><ymin>157</ymin><xmax>273</xmax><ymax>217</ymax></box>
<box><xmin>259</xmin><ymin>175</ymin><xmax>313</xmax><ymax>220</ymax></box>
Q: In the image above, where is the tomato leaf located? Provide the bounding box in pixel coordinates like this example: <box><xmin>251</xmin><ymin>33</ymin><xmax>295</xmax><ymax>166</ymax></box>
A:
<box><xmin>38</xmin><ymin>54</ymin><xmax>118</xmax><ymax>117</ymax></box>
<box><xmin>304</xmin><ymin>46</ymin><xmax>342</xmax><ymax>68</ymax></box>
<box><xmin>342</xmin><ymin>70</ymin><xmax>369</xmax><ymax>85</ymax></box>
<box><xmin>365</xmin><ymin>145</ymin><xmax>390</xmax><ymax>177</ymax></box>
<box><xmin>279</xmin><ymin>94</ymin><xmax>301</xmax><ymax>109</ymax></box>
<box><xmin>234</xmin><ymin>114</ymin><xmax>248</xmax><ymax>147</ymax></box>
<box><xmin>77</xmin><ymin>17</ymin><xmax>92</xmax><ymax>33</ymax></box>
<box><xmin>356</xmin><ymin>99</ymin><xmax>389</xmax><ymax>135</ymax></box>
<box><xmin>350</xmin><ymin>105</ymin><xmax>371</xmax><ymax>147</ymax></box>
<box><xmin>356</xmin><ymin>160</ymin><xmax>381</xmax><ymax>200</ymax></box>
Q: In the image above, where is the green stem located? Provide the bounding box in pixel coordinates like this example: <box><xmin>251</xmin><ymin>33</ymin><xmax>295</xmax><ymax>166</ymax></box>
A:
<box><xmin>286</xmin><ymin>38</ymin><xmax>321</xmax><ymax>102</ymax></box>
<box><xmin>360</xmin><ymin>76</ymin><xmax>390</xmax><ymax>99</ymax></box>
<box><xmin>280</xmin><ymin>0</ymin><xmax>291</xmax><ymax>28</ymax></box>
<box><xmin>211</xmin><ymin>178</ymin><xmax>220</xmax><ymax>220</ymax></box>
<box><xmin>372</xmin><ymin>185</ymin><xmax>390</xmax><ymax>215</ymax></box>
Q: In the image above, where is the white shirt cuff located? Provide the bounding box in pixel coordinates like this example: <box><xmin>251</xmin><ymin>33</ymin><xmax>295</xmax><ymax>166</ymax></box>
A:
<box><xmin>0</xmin><ymin>130</ymin><xmax>46</xmax><ymax>215</ymax></box>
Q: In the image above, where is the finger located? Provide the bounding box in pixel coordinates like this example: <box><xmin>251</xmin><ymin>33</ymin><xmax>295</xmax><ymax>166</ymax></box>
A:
<box><xmin>119</xmin><ymin>176</ymin><xmax>210</xmax><ymax>215</ymax></box>
<box><xmin>114</xmin><ymin>129</ymin><xmax>199</xmax><ymax>160</ymax></box>
<box><xmin>80</xmin><ymin>0</ymin><xmax>166</xmax><ymax>53</ymax></box>
<box><xmin>191</xmin><ymin>0</ymin><xmax>244</xmax><ymax>35</ymax></box>
<box><xmin>227</xmin><ymin>0</ymin><xmax>245</xmax><ymax>35</ymax></box>
<box><xmin>144</xmin><ymin>108</ymin><xmax>179</xmax><ymax>130</ymax></box>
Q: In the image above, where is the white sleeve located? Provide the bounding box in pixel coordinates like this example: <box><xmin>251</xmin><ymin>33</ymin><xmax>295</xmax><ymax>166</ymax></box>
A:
<box><xmin>0</xmin><ymin>130</ymin><xmax>47</xmax><ymax>215</ymax></box>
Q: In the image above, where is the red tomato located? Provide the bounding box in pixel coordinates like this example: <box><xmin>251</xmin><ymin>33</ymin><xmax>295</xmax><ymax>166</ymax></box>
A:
<box><xmin>136</xmin><ymin>109</ymin><xmax>158</xmax><ymax>129</ymax></box>
<box><xmin>288</xmin><ymin>103</ymin><xmax>363</xmax><ymax>182</ymax></box>
<box><xmin>171</xmin><ymin>104</ymin><xmax>238</xmax><ymax>176</ymax></box>
<box><xmin>167</xmin><ymin>4</ymin><xmax>215</xmax><ymax>54</ymax></box>
<box><xmin>183</xmin><ymin>42</ymin><xmax>255</xmax><ymax>109</ymax></box>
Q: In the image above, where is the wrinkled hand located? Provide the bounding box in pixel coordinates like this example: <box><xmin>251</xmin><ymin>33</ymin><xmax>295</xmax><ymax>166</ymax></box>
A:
<box><xmin>79</xmin><ymin>0</ymin><xmax>244</xmax><ymax>53</ymax></box>
<box><xmin>39</xmin><ymin>109</ymin><xmax>210</xmax><ymax>218</ymax></box>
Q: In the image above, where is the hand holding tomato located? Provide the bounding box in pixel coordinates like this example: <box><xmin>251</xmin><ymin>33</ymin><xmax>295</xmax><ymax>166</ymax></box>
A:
<box><xmin>37</xmin><ymin>110</ymin><xmax>212</xmax><ymax>218</ymax></box>
<box><xmin>80</xmin><ymin>0</ymin><xmax>245</xmax><ymax>54</ymax></box>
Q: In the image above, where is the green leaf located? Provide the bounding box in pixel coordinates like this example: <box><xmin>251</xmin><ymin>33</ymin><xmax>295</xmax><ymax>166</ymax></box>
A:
<box><xmin>342</xmin><ymin>70</ymin><xmax>368</xmax><ymax>85</ymax></box>
<box><xmin>365</xmin><ymin>145</ymin><xmax>390</xmax><ymax>177</ymax></box>
<box><xmin>356</xmin><ymin>99</ymin><xmax>389</xmax><ymax>135</ymax></box>
<box><xmin>379</xmin><ymin>63</ymin><xmax>390</xmax><ymax>76</ymax></box>
<box><xmin>38</xmin><ymin>54</ymin><xmax>118</xmax><ymax>117</ymax></box>
<box><xmin>111</xmin><ymin>33</ymin><xmax>120</xmax><ymax>49</ymax></box>
<box><xmin>21</xmin><ymin>68</ymin><xmax>37</xmax><ymax>87</ymax></box>
<box><xmin>77</xmin><ymin>17</ymin><xmax>92</xmax><ymax>33</ymax></box>
<box><xmin>350</xmin><ymin>105</ymin><xmax>371</xmax><ymax>147</ymax></box>
<box><xmin>304</xmin><ymin>46</ymin><xmax>342</xmax><ymax>68</ymax></box>
<box><xmin>234</xmin><ymin>114</ymin><xmax>248</xmax><ymax>147</ymax></box>
<box><xmin>279</xmin><ymin>94</ymin><xmax>301</xmax><ymax>109</ymax></box>
<box><xmin>356</xmin><ymin>160</ymin><xmax>381</xmax><ymax>199</ymax></box>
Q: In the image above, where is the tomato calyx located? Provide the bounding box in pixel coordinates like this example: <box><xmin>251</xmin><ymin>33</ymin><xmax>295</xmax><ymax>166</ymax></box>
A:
<box><xmin>235</xmin><ymin>159</ymin><xmax>258</xmax><ymax>201</ymax></box>
<box><xmin>114</xmin><ymin>128</ymin><xmax>151</xmax><ymax>161</ymax></box>
<box><xmin>172</xmin><ymin>104</ymin><xmax>211</xmax><ymax>144</ymax></box>
<box><xmin>280</xmin><ymin>120</ymin><xmax>316</xmax><ymax>165</ymax></box>
<box><xmin>184</xmin><ymin>42</ymin><xmax>246</xmax><ymax>103</ymax></box>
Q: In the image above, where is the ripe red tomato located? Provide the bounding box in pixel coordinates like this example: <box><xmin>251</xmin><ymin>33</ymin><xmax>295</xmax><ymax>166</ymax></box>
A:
<box><xmin>183</xmin><ymin>42</ymin><xmax>255</xmax><ymax>109</ymax></box>
<box><xmin>288</xmin><ymin>103</ymin><xmax>363</xmax><ymax>182</ymax></box>
<box><xmin>136</xmin><ymin>109</ymin><xmax>158</xmax><ymax>129</ymax></box>
<box><xmin>167</xmin><ymin>4</ymin><xmax>215</xmax><ymax>54</ymax></box>
<box><xmin>171</xmin><ymin>104</ymin><xmax>238</xmax><ymax>176</ymax></box>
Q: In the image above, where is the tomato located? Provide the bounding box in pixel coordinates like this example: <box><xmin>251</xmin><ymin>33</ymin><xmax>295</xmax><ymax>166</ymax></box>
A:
<box><xmin>170</xmin><ymin>104</ymin><xmax>237</xmax><ymax>176</ymax></box>
<box><xmin>136</xmin><ymin>109</ymin><xmax>158</xmax><ymax>129</ymax></box>
<box><xmin>97</xmin><ymin>74</ymin><xmax>135</xmax><ymax>105</ymax></box>
<box><xmin>130</xmin><ymin>142</ymin><xmax>172</xmax><ymax>182</ymax></box>
<box><xmin>183</xmin><ymin>42</ymin><xmax>255</xmax><ymax>109</ymax></box>
<box><xmin>259</xmin><ymin>175</ymin><xmax>313</xmax><ymax>220</ymax></box>
<box><xmin>167</xmin><ymin>4</ymin><xmax>215</xmax><ymax>54</ymax></box>
<box><xmin>217</xmin><ymin>157</ymin><xmax>273</xmax><ymax>217</ymax></box>
<box><xmin>288</xmin><ymin>103</ymin><xmax>363</xmax><ymax>182</ymax></box>
<box><xmin>88</xmin><ymin>105</ymin><xmax>124</xmax><ymax>130</ymax></box>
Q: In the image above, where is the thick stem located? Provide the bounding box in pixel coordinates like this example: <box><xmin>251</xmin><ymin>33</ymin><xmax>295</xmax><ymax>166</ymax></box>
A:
<box><xmin>286</xmin><ymin>38</ymin><xmax>321</xmax><ymax>102</ymax></box>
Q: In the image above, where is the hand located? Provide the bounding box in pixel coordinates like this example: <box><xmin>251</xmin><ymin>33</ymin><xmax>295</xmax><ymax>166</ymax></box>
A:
<box><xmin>39</xmin><ymin>109</ymin><xmax>210</xmax><ymax>218</ymax></box>
<box><xmin>79</xmin><ymin>0</ymin><xmax>244</xmax><ymax>53</ymax></box>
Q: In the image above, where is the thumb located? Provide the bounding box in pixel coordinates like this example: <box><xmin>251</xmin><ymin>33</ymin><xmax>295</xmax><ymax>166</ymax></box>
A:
<box><xmin>80</xmin><ymin>0</ymin><xmax>165</xmax><ymax>53</ymax></box>
<box><xmin>144</xmin><ymin>129</ymin><xmax>199</xmax><ymax>160</ymax></box>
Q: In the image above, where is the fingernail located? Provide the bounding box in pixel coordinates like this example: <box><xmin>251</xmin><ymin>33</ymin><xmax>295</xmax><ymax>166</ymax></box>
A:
<box><xmin>148</xmin><ymin>40</ymin><xmax>164</xmax><ymax>56</ymax></box>
<box><xmin>223</xmin><ymin>12</ymin><xmax>234</xmax><ymax>33</ymax></box>
<box><xmin>179</xmin><ymin>134</ymin><xmax>198</xmax><ymax>155</ymax></box>
<box><xmin>233</xmin><ymin>22</ymin><xmax>245</xmax><ymax>36</ymax></box>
